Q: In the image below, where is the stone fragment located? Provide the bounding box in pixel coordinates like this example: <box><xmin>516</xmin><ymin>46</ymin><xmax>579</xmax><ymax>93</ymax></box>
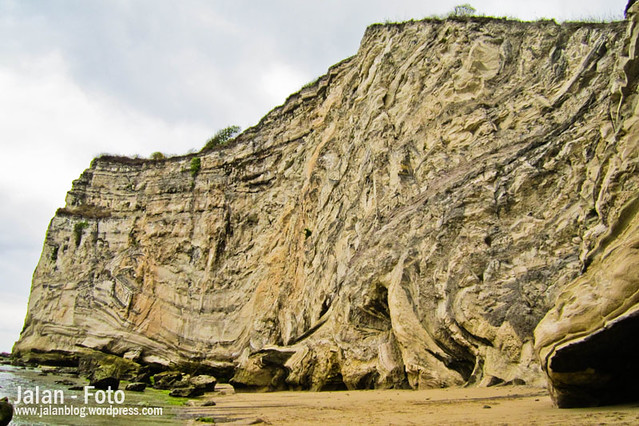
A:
<box><xmin>152</xmin><ymin>371</ymin><xmax>183</xmax><ymax>390</ymax></box>
<box><xmin>125</xmin><ymin>382</ymin><xmax>147</xmax><ymax>392</ymax></box>
<box><xmin>169</xmin><ymin>387</ymin><xmax>204</xmax><ymax>398</ymax></box>
<box><xmin>90</xmin><ymin>377</ymin><xmax>120</xmax><ymax>391</ymax></box>
<box><xmin>189</xmin><ymin>375</ymin><xmax>217</xmax><ymax>392</ymax></box>
<box><xmin>0</xmin><ymin>397</ymin><xmax>14</xmax><ymax>426</ymax></box>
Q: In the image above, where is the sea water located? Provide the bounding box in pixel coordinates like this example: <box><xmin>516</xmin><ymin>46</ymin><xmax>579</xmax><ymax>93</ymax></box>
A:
<box><xmin>0</xmin><ymin>364</ymin><xmax>183</xmax><ymax>425</ymax></box>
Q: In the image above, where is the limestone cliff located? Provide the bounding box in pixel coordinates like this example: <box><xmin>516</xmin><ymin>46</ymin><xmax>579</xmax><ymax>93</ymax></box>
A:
<box><xmin>13</xmin><ymin>15</ymin><xmax>639</xmax><ymax>394</ymax></box>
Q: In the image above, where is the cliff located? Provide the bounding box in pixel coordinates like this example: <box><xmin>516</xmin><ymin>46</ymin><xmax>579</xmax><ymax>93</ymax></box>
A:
<box><xmin>13</xmin><ymin>13</ymin><xmax>639</xmax><ymax>399</ymax></box>
<box><xmin>533</xmin><ymin>2</ymin><xmax>639</xmax><ymax>407</ymax></box>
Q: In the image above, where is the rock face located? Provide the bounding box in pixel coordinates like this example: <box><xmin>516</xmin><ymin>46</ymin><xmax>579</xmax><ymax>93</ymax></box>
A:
<box><xmin>12</xmin><ymin>14</ymin><xmax>639</xmax><ymax>397</ymax></box>
<box><xmin>533</xmin><ymin>2</ymin><xmax>639</xmax><ymax>408</ymax></box>
<box><xmin>534</xmin><ymin>221</ymin><xmax>639</xmax><ymax>407</ymax></box>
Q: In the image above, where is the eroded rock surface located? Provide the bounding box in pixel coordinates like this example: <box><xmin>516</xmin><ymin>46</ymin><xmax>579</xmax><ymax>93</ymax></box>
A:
<box><xmin>533</xmin><ymin>3</ymin><xmax>639</xmax><ymax>407</ymax></box>
<box><xmin>534</xmin><ymin>208</ymin><xmax>639</xmax><ymax>407</ymax></box>
<box><xmin>12</xmin><ymin>15</ymin><xmax>639</xmax><ymax>395</ymax></box>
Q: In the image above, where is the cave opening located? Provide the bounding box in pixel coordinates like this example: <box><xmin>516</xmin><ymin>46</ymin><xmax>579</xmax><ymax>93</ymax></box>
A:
<box><xmin>549</xmin><ymin>310</ymin><xmax>639</xmax><ymax>407</ymax></box>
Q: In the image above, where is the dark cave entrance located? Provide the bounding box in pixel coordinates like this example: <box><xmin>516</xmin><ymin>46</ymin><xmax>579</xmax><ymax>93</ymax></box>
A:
<box><xmin>549</xmin><ymin>310</ymin><xmax>639</xmax><ymax>407</ymax></box>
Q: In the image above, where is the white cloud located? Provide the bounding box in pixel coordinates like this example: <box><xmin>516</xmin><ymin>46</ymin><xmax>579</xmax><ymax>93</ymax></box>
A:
<box><xmin>0</xmin><ymin>50</ymin><xmax>214</xmax><ymax>351</ymax></box>
<box><xmin>0</xmin><ymin>298</ymin><xmax>28</xmax><ymax>353</ymax></box>
<box><xmin>0</xmin><ymin>50</ymin><xmax>212</xmax><ymax>193</ymax></box>
<box><xmin>260</xmin><ymin>63</ymin><xmax>310</xmax><ymax>106</ymax></box>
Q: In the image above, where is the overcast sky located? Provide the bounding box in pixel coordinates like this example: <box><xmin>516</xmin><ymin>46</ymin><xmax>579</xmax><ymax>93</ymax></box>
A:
<box><xmin>0</xmin><ymin>0</ymin><xmax>628</xmax><ymax>353</ymax></box>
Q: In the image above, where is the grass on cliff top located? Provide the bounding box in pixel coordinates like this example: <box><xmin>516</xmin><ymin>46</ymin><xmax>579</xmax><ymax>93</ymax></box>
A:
<box><xmin>563</xmin><ymin>12</ymin><xmax>625</xmax><ymax>24</ymax></box>
<box><xmin>373</xmin><ymin>4</ymin><xmax>514</xmax><ymax>25</ymax></box>
<box><xmin>92</xmin><ymin>125</ymin><xmax>242</xmax><ymax>167</ymax></box>
<box><xmin>373</xmin><ymin>3</ymin><xmax>623</xmax><ymax>27</ymax></box>
<box><xmin>201</xmin><ymin>125</ymin><xmax>241</xmax><ymax>152</ymax></box>
<box><xmin>374</xmin><ymin>14</ymin><xmax>624</xmax><ymax>27</ymax></box>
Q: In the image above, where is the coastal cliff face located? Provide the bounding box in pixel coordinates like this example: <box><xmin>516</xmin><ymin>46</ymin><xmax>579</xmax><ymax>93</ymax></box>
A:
<box><xmin>533</xmin><ymin>3</ymin><xmax>639</xmax><ymax>407</ymax></box>
<box><xmin>14</xmin><ymin>15</ymin><xmax>639</xmax><ymax>395</ymax></box>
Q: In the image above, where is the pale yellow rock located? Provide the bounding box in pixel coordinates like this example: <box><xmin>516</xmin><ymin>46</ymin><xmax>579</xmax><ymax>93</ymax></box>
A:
<box><xmin>534</xmin><ymin>207</ymin><xmax>639</xmax><ymax>406</ymax></box>
<box><xmin>533</xmin><ymin>4</ymin><xmax>639</xmax><ymax>407</ymax></box>
<box><xmin>13</xmin><ymin>16</ymin><xmax>639</xmax><ymax>394</ymax></box>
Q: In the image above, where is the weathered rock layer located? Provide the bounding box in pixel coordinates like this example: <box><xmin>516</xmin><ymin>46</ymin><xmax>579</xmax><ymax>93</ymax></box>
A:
<box><xmin>534</xmin><ymin>2</ymin><xmax>639</xmax><ymax>407</ymax></box>
<box><xmin>13</xmin><ymin>15</ymin><xmax>639</xmax><ymax>397</ymax></box>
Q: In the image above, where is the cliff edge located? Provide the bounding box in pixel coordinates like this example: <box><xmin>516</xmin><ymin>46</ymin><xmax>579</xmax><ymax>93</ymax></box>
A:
<box><xmin>13</xmin><ymin>13</ymin><xmax>639</xmax><ymax>401</ymax></box>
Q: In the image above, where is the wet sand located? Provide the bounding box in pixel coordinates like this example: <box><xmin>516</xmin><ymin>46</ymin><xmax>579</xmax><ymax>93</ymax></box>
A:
<box><xmin>179</xmin><ymin>385</ymin><xmax>639</xmax><ymax>425</ymax></box>
<box><xmin>4</xmin><ymin>365</ymin><xmax>639</xmax><ymax>425</ymax></box>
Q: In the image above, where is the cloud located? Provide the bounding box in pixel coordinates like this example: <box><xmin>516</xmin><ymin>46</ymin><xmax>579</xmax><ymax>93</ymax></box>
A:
<box><xmin>0</xmin><ymin>50</ymin><xmax>212</xmax><ymax>351</ymax></box>
<box><xmin>0</xmin><ymin>298</ymin><xmax>27</xmax><ymax>353</ymax></box>
<box><xmin>0</xmin><ymin>49</ymin><xmax>211</xmax><ymax>173</ymax></box>
<box><xmin>261</xmin><ymin>63</ymin><xmax>311</xmax><ymax>106</ymax></box>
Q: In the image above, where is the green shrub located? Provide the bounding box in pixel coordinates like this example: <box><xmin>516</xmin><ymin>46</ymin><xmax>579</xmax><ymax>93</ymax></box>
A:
<box><xmin>203</xmin><ymin>125</ymin><xmax>241</xmax><ymax>151</ymax></box>
<box><xmin>190</xmin><ymin>157</ymin><xmax>201</xmax><ymax>177</ymax></box>
<box><xmin>150</xmin><ymin>151</ymin><xmax>166</xmax><ymax>160</ymax></box>
<box><xmin>73</xmin><ymin>221</ymin><xmax>89</xmax><ymax>247</ymax></box>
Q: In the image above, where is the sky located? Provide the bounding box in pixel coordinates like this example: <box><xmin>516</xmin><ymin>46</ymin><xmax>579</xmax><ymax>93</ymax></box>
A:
<box><xmin>0</xmin><ymin>0</ymin><xmax>629</xmax><ymax>353</ymax></box>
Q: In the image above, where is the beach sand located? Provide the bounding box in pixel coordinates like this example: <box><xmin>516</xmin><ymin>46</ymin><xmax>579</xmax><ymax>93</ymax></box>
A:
<box><xmin>179</xmin><ymin>385</ymin><xmax>639</xmax><ymax>425</ymax></box>
<box><xmin>4</xmin><ymin>366</ymin><xmax>639</xmax><ymax>425</ymax></box>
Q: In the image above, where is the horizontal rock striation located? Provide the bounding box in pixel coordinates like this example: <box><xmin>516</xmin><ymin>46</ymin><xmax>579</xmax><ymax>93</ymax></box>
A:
<box><xmin>14</xmin><ymin>15</ymin><xmax>639</xmax><ymax>395</ymax></box>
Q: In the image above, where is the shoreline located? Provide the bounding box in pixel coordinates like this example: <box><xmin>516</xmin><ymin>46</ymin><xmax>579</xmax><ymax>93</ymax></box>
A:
<box><xmin>3</xmin><ymin>364</ymin><xmax>639</xmax><ymax>425</ymax></box>
<box><xmin>0</xmin><ymin>365</ymin><xmax>182</xmax><ymax>424</ymax></box>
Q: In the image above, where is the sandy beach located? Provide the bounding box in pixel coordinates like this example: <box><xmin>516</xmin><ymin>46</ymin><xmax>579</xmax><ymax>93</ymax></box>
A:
<box><xmin>178</xmin><ymin>385</ymin><xmax>639</xmax><ymax>425</ymax></box>
<box><xmin>3</xmin><ymin>366</ymin><xmax>639</xmax><ymax>425</ymax></box>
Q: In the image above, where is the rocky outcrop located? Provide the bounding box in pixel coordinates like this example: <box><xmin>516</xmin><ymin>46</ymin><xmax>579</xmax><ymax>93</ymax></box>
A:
<box><xmin>125</xmin><ymin>382</ymin><xmax>147</xmax><ymax>392</ymax></box>
<box><xmin>533</xmin><ymin>2</ymin><xmax>639</xmax><ymax>408</ymax></box>
<box><xmin>152</xmin><ymin>371</ymin><xmax>184</xmax><ymax>390</ymax></box>
<box><xmin>190</xmin><ymin>375</ymin><xmax>218</xmax><ymax>392</ymax></box>
<box><xmin>13</xmin><ymin>13</ymin><xmax>639</xmax><ymax>397</ymax></box>
<box><xmin>169</xmin><ymin>387</ymin><xmax>204</xmax><ymax>398</ymax></box>
<box><xmin>0</xmin><ymin>353</ymin><xmax>10</xmax><ymax>366</ymax></box>
<box><xmin>151</xmin><ymin>371</ymin><xmax>217</xmax><ymax>396</ymax></box>
<box><xmin>0</xmin><ymin>397</ymin><xmax>14</xmax><ymax>426</ymax></box>
<box><xmin>534</xmin><ymin>216</ymin><xmax>639</xmax><ymax>407</ymax></box>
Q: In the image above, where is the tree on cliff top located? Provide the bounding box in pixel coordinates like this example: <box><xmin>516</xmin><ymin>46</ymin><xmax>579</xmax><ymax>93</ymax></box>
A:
<box><xmin>203</xmin><ymin>125</ymin><xmax>241</xmax><ymax>151</ymax></box>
